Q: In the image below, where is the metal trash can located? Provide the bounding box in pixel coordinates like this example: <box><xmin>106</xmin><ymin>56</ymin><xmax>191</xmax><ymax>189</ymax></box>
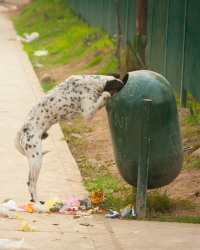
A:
<box><xmin>106</xmin><ymin>70</ymin><xmax>183</xmax><ymax>189</ymax></box>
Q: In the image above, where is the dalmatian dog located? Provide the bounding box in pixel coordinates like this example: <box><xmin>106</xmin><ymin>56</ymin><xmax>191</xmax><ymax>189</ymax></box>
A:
<box><xmin>14</xmin><ymin>74</ymin><xmax>124</xmax><ymax>204</ymax></box>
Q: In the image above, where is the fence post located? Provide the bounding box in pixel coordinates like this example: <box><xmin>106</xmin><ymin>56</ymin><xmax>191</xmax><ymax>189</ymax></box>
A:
<box><xmin>180</xmin><ymin>0</ymin><xmax>188</xmax><ymax>108</ymax></box>
<box><xmin>136</xmin><ymin>99</ymin><xmax>152</xmax><ymax>220</ymax></box>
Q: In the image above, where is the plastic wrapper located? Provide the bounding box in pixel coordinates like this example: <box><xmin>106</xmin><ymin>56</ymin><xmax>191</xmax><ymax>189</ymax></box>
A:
<box><xmin>44</xmin><ymin>197</ymin><xmax>61</xmax><ymax>211</ymax></box>
<box><xmin>19</xmin><ymin>221</ymin><xmax>38</xmax><ymax>232</ymax></box>
<box><xmin>33</xmin><ymin>203</ymin><xmax>48</xmax><ymax>213</ymax></box>
<box><xmin>14</xmin><ymin>212</ymin><xmax>27</xmax><ymax>220</ymax></box>
<box><xmin>50</xmin><ymin>202</ymin><xmax>70</xmax><ymax>213</ymax></box>
<box><xmin>0</xmin><ymin>200</ymin><xmax>25</xmax><ymax>212</ymax></box>
<box><xmin>62</xmin><ymin>196</ymin><xmax>80</xmax><ymax>207</ymax></box>
<box><xmin>105</xmin><ymin>209</ymin><xmax>120</xmax><ymax>218</ymax></box>
<box><xmin>0</xmin><ymin>207</ymin><xmax>12</xmax><ymax>218</ymax></box>
<box><xmin>34</xmin><ymin>49</ymin><xmax>48</xmax><ymax>56</ymax></box>
<box><xmin>120</xmin><ymin>204</ymin><xmax>136</xmax><ymax>217</ymax></box>
<box><xmin>17</xmin><ymin>203</ymin><xmax>34</xmax><ymax>213</ymax></box>
<box><xmin>91</xmin><ymin>188</ymin><xmax>104</xmax><ymax>204</ymax></box>
<box><xmin>79</xmin><ymin>198</ymin><xmax>91</xmax><ymax>209</ymax></box>
<box><xmin>0</xmin><ymin>238</ymin><xmax>35</xmax><ymax>249</ymax></box>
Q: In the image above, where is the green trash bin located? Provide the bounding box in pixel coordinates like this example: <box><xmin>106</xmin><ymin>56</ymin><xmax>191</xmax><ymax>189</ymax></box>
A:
<box><xmin>106</xmin><ymin>70</ymin><xmax>183</xmax><ymax>189</ymax></box>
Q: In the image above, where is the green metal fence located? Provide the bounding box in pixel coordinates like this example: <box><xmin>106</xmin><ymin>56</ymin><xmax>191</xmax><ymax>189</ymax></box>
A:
<box><xmin>66</xmin><ymin>0</ymin><xmax>136</xmax><ymax>47</ymax></box>
<box><xmin>66</xmin><ymin>0</ymin><xmax>200</xmax><ymax>106</ymax></box>
<box><xmin>147</xmin><ymin>0</ymin><xmax>200</xmax><ymax>106</ymax></box>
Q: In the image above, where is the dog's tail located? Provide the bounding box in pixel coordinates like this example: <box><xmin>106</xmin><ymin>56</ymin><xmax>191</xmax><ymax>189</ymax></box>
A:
<box><xmin>14</xmin><ymin>131</ymin><xmax>50</xmax><ymax>156</ymax></box>
<box><xmin>14</xmin><ymin>131</ymin><xmax>26</xmax><ymax>156</ymax></box>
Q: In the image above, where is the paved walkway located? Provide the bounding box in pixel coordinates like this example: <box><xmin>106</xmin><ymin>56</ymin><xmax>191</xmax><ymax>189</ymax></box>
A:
<box><xmin>0</xmin><ymin>4</ymin><xmax>200</xmax><ymax>250</ymax></box>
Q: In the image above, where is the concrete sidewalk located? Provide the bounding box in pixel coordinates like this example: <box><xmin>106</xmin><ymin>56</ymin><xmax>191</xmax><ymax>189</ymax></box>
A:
<box><xmin>0</xmin><ymin>7</ymin><xmax>200</xmax><ymax>250</ymax></box>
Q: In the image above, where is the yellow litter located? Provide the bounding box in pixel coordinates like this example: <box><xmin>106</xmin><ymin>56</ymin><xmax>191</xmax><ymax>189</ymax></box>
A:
<box><xmin>44</xmin><ymin>197</ymin><xmax>61</xmax><ymax>211</ymax></box>
<box><xmin>19</xmin><ymin>221</ymin><xmax>38</xmax><ymax>232</ymax></box>
<box><xmin>15</xmin><ymin>212</ymin><xmax>27</xmax><ymax>220</ymax></box>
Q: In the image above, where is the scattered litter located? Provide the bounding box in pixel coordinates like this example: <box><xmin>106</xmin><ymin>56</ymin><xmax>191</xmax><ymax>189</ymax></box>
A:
<box><xmin>79</xmin><ymin>198</ymin><xmax>91</xmax><ymax>209</ymax></box>
<box><xmin>71</xmin><ymin>133</ymin><xmax>82</xmax><ymax>139</ymax></box>
<box><xmin>96</xmin><ymin>206</ymin><xmax>108</xmax><ymax>212</ymax></box>
<box><xmin>0</xmin><ymin>200</ymin><xmax>25</xmax><ymax>212</ymax></box>
<box><xmin>183</xmin><ymin>146</ymin><xmax>193</xmax><ymax>151</ymax></box>
<box><xmin>0</xmin><ymin>238</ymin><xmax>35</xmax><ymax>249</ymax></box>
<box><xmin>105</xmin><ymin>209</ymin><xmax>120</xmax><ymax>218</ymax></box>
<box><xmin>132</xmin><ymin>231</ymin><xmax>141</xmax><ymax>234</ymax></box>
<box><xmin>2</xmin><ymin>198</ymin><xmax>12</xmax><ymax>204</ymax></box>
<box><xmin>17</xmin><ymin>203</ymin><xmax>34</xmax><ymax>213</ymax></box>
<box><xmin>52</xmin><ymin>223</ymin><xmax>59</xmax><ymax>226</ymax></box>
<box><xmin>16</xmin><ymin>35</ymin><xmax>22</xmax><ymax>42</ymax></box>
<box><xmin>44</xmin><ymin>197</ymin><xmax>61</xmax><ymax>211</ymax></box>
<box><xmin>76</xmin><ymin>210</ymin><xmax>93</xmax><ymax>216</ymax></box>
<box><xmin>16</xmin><ymin>32</ymin><xmax>39</xmax><ymax>43</ymax></box>
<box><xmin>82</xmin><ymin>215</ymin><xmax>93</xmax><ymax>219</ymax></box>
<box><xmin>91</xmin><ymin>188</ymin><xmax>104</xmax><ymax>204</ymax></box>
<box><xmin>19</xmin><ymin>221</ymin><xmax>38</xmax><ymax>232</ymax></box>
<box><xmin>0</xmin><ymin>192</ymin><xmax>135</xmax><ymax>221</ymax></box>
<box><xmin>35</xmin><ymin>63</ymin><xmax>43</xmax><ymax>68</ymax></box>
<box><xmin>50</xmin><ymin>202</ymin><xmax>68</xmax><ymax>213</ymax></box>
<box><xmin>74</xmin><ymin>228</ymin><xmax>79</xmax><ymax>232</ymax></box>
<box><xmin>73</xmin><ymin>215</ymin><xmax>81</xmax><ymax>219</ymax></box>
<box><xmin>120</xmin><ymin>204</ymin><xmax>136</xmax><ymax>217</ymax></box>
<box><xmin>63</xmin><ymin>195</ymin><xmax>80</xmax><ymax>207</ymax></box>
<box><xmin>79</xmin><ymin>223</ymin><xmax>93</xmax><ymax>227</ymax></box>
<box><xmin>34</xmin><ymin>49</ymin><xmax>48</xmax><ymax>56</ymax></box>
<box><xmin>33</xmin><ymin>203</ymin><xmax>48</xmax><ymax>213</ymax></box>
<box><xmin>23</xmin><ymin>32</ymin><xmax>39</xmax><ymax>42</ymax></box>
<box><xmin>14</xmin><ymin>212</ymin><xmax>27</xmax><ymax>220</ymax></box>
<box><xmin>0</xmin><ymin>207</ymin><xmax>12</xmax><ymax>219</ymax></box>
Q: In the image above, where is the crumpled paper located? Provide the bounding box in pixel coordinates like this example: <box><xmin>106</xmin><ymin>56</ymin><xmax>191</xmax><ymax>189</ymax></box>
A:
<box><xmin>19</xmin><ymin>221</ymin><xmax>38</xmax><ymax>232</ymax></box>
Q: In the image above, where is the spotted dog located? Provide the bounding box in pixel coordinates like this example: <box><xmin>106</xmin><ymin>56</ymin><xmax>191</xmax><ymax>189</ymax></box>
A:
<box><xmin>14</xmin><ymin>74</ymin><xmax>124</xmax><ymax>203</ymax></box>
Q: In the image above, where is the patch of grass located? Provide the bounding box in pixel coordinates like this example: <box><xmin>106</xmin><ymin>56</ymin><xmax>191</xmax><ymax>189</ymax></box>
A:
<box><xmin>60</xmin><ymin>122</ymin><xmax>92</xmax><ymax>134</ymax></box>
<box><xmin>12</xmin><ymin>0</ymin><xmax>118</xmax><ymax>72</ymax></box>
<box><xmin>183</xmin><ymin>94</ymin><xmax>200</xmax><ymax>125</ymax></box>
<box><xmin>65</xmin><ymin>136</ymin><xmax>83</xmax><ymax>146</ymax></box>
<box><xmin>41</xmin><ymin>82</ymin><xmax>56</xmax><ymax>92</ymax></box>
<box><xmin>185</xmin><ymin>114</ymin><xmax>200</xmax><ymax>125</ymax></box>
<box><xmin>147</xmin><ymin>214</ymin><xmax>200</xmax><ymax>223</ymax></box>
<box><xmin>146</xmin><ymin>190</ymin><xmax>195</xmax><ymax>218</ymax></box>
<box><xmin>184</xmin><ymin>126</ymin><xmax>200</xmax><ymax>137</ymax></box>
<box><xmin>183</xmin><ymin>160</ymin><xmax>200</xmax><ymax>170</ymax></box>
<box><xmin>81</xmin><ymin>55</ymin><xmax>104</xmax><ymax>70</ymax></box>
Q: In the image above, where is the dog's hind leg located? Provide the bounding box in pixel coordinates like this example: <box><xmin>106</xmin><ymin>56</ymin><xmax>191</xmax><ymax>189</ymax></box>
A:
<box><xmin>26</xmin><ymin>145</ymin><xmax>43</xmax><ymax>204</ymax></box>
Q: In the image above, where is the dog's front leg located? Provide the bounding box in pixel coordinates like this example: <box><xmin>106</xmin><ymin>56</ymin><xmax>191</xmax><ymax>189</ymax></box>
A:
<box><xmin>82</xmin><ymin>92</ymin><xmax>111</xmax><ymax>122</ymax></box>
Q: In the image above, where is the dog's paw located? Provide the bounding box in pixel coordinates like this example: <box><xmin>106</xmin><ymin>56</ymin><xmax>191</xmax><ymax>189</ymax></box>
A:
<box><xmin>102</xmin><ymin>91</ymin><xmax>111</xmax><ymax>99</ymax></box>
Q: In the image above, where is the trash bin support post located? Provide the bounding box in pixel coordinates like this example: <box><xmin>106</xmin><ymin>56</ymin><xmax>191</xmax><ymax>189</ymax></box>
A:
<box><xmin>136</xmin><ymin>99</ymin><xmax>152</xmax><ymax>219</ymax></box>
